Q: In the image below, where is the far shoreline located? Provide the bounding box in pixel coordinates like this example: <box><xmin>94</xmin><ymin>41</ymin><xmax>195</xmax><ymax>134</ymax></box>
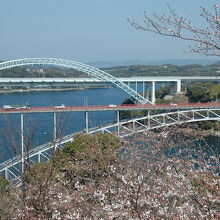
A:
<box><xmin>0</xmin><ymin>86</ymin><xmax>110</xmax><ymax>94</ymax></box>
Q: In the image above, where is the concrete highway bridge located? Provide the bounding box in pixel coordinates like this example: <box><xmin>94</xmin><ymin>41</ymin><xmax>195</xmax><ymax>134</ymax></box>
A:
<box><xmin>1</xmin><ymin>58</ymin><xmax>220</xmax><ymax>104</ymax></box>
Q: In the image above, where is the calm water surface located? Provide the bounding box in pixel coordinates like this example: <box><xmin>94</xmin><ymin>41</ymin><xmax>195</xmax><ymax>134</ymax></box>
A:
<box><xmin>0</xmin><ymin>85</ymin><xmax>219</xmax><ymax>162</ymax></box>
<box><xmin>0</xmin><ymin>87</ymin><xmax>130</xmax><ymax>162</ymax></box>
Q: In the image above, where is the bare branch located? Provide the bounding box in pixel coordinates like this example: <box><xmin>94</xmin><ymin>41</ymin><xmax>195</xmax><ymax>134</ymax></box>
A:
<box><xmin>128</xmin><ymin>4</ymin><xmax>220</xmax><ymax>57</ymax></box>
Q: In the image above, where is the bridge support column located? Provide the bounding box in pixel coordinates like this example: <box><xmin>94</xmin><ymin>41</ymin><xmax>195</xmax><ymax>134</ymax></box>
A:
<box><xmin>53</xmin><ymin>113</ymin><xmax>57</xmax><ymax>141</ymax></box>
<box><xmin>177</xmin><ymin>79</ymin><xmax>181</xmax><ymax>93</ymax></box>
<box><xmin>207</xmin><ymin>110</ymin><xmax>210</xmax><ymax>118</ymax></box>
<box><xmin>21</xmin><ymin>113</ymin><xmax>24</xmax><ymax>173</ymax></box>
<box><xmin>146</xmin><ymin>83</ymin><xmax>150</xmax><ymax>100</ymax></box>
<box><xmin>192</xmin><ymin>110</ymin><xmax>195</xmax><ymax>120</ymax></box>
<box><xmin>38</xmin><ymin>153</ymin><xmax>41</xmax><ymax>163</ymax></box>
<box><xmin>53</xmin><ymin>112</ymin><xmax>57</xmax><ymax>150</ymax></box>
<box><xmin>142</xmin><ymin>81</ymin><xmax>145</xmax><ymax>97</ymax></box>
<box><xmin>177</xmin><ymin>110</ymin><xmax>180</xmax><ymax>122</ymax></box>
<box><xmin>148</xmin><ymin>110</ymin><xmax>151</xmax><ymax>128</ymax></box>
<box><xmin>5</xmin><ymin>169</ymin><xmax>8</xmax><ymax>180</ymax></box>
<box><xmin>116</xmin><ymin>110</ymin><xmax>120</xmax><ymax>136</ymax></box>
<box><xmin>85</xmin><ymin>111</ymin><xmax>89</xmax><ymax>134</ymax></box>
<box><xmin>151</xmin><ymin>81</ymin><xmax>156</xmax><ymax>104</ymax></box>
<box><xmin>135</xmin><ymin>81</ymin><xmax>138</xmax><ymax>93</ymax></box>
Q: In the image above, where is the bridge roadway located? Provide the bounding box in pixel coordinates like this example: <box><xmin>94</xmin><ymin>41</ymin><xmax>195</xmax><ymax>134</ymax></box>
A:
<box><xmin>2</xmin><ymin>76</ymin><xmax>220</xmax><ymax>104</ymax></box>
<box><xmin>1</xmin><ymin>76</ymin><xmax>220</xmax><ymax>83</ymax></box>
<box><xmin>1</xmin><ymin>102</ymin><xmax>220</xmax><ymax>114</ymax></box>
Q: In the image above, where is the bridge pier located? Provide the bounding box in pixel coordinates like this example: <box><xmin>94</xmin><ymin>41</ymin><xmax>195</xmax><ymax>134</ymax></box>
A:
<box><xmin>142</xmin><ymin>81</ymin><xmax>145</xmax><ymax>97</ymax></box>
<box><xmin>38</xmin><ymin>153</ymin><xmax>41</xmax><ymax>163</ymax></box>
<box><xmin>135</xmin><ymin>81</ymin><xmax>138</xmax><ymax>93</ymax></box>
<box><xmin>53</xmin><ymin>113</ymin><xmax>57</xmax><ymax>141</ymax></box>
<box><xmin>151</xmin><ymin>81</ymin><xmax>156</xmax><ymax>104</ymax></box>
<box><xmin>85</xmin><ymin>111</ymin><xmax>89</xmax><ymax>133</ymax></box>
<box><xmin>177</xmin><ymin>79</ymin><xmax>181</xmax><ymax>93</ymax></box>
<box><xmin>148</xmin><ymin>110</ymin><xmax>151</xmax><ymax>128</ymax></box>
<box><xmin>146</xmin><ymin>83</ymin><xmax>150</xmax><ymax>100</ymax></box>
<box><xmin>53</xmin><ymin>112</ymin><xmax>58</xmax><ymax>151</ymax></box>
<box><xmin>5</xmin><ymin>169</ymin><xmax>8</xmax><ymax>180</ymax></box>
<box><xmin>21</xmin><ymin>113</ymin><xmax>24</xmax><ymax>173</ymax></box>
<box><xmin>116</xmin><ymin>110</ymin><xmax>120</xmax><ymax>135</ymax></box>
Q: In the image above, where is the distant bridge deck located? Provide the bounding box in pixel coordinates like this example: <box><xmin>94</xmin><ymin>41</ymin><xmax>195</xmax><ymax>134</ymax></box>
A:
<box><xmin>1</xmin><ymin>103</ymin><xmax>220</xmax><ymax>114</ymax></box>
<box><xmin>0</xmin><ymin>76</ymin><xmax>220</xmax><ymax>83</ymax></box>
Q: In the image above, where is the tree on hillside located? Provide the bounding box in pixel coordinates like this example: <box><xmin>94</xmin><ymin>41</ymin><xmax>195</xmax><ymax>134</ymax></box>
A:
<box><xmin>128</xmin><ymin>4</ymin><xmax>220</xmax><ymax>57</ymax></box>
<box><xmin>187</xmin><ymin>82</ymin><xmax>220</xmax><ymax>102</ymax></box>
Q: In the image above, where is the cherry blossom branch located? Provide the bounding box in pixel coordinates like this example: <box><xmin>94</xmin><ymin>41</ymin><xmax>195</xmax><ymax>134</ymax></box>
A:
<box><xmin>128</xmin><ymin>4</ymin><xmax>220</xmax><ymax>56</ymax></box>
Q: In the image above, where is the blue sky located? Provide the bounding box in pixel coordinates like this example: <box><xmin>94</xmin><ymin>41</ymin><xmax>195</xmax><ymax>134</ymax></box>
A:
<box><xmin>0</xmin><ymin>0</ymin><xmax>219</xmax><ymax>62</ymax></box>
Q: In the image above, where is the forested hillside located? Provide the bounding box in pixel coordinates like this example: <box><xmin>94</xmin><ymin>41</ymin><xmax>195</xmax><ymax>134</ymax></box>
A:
<box><xmin>1</xmin><ymin>62</ymin><xmax>220</xmax><ymax>78</ymax></box>
<box><xmin>103</xmin><ymin>62</ymin><xmax>220</xmax><ymax>77</ymax></box>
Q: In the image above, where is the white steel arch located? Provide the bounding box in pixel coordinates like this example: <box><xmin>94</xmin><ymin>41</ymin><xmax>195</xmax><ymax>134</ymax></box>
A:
<box><xmin>90</xmin><ymin>108</ymin><xmax>220</xmax><ymax>137</ymax></box>
<box><xmin>0</xmin><ymin>58</ymin><xmax>150</xmax><ymax>104</ymax></box>
<box><xmin>1</xmin><ymin>107</ymin><xmax>220</xmax><ymax>182</ymax></box>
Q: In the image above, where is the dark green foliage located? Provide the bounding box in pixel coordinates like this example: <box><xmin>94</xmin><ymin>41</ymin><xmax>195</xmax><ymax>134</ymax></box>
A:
<box><xmin>103</xmin><ymin>63</ymin><xmax>220</xmax><ymax>77</ymax></box>
<box><xmin>155</xmin><ymin>86</ymin><xmax>170</xmax><ymax>99</ymax></box>
<box><xmin>59</xmin><ymin>133</ymin><xmax>121</xmax><ymax>159</ymax></box>
<box><xmin>0</xmin><ymin>66</ymin><xmax>89</xmax><ymax>78</ymax></box>
<box><xmin>198</xmin><ymin>121</ymin><xmax>214</xmax><ymax>130</ymax></box>
<box><xmin>213</xmin><ymin>121</ymin><xmax>220</xmax><ymax>130</ymax></box>
<box><xmin>54</xmin><ymin>134</ymin><xmax>123</xmax><ymax>182</ymax></box>
<box><xmin>23</xmin><ymin>134</ymin><xmax>122</xmax><ymax>184</ymax></box>
<box><xmin>22</xmin><ymin>162</ymin><xmax>55</xmax><ymax>184</ymax></box>
<box><xmin>122</xmin><ymin>98</ymin><xmax>135</xmax><ymax>105</ymax></box>
<box><xmin>2</xmin><ymin>62</ymin><xmax>220</xmax><ymax>78</ymax></box>
<box><xmin>198</xmin><ymin>121</ymin><xmax>220</xmax><ymax>130</ymax></box>
<box><xmin>0</xmin><ymin>176</ymin><xmax>9</xmax><ymax>192</ymax></box>
<box><xmin>155</xmin><ymin>99</ymin><xmax>171</xmax><ymax>104</ymax></box>
<box><xmin>172</xmin><ymin>94</ymin><xmax>188</xmax><ymax>103</ymax></box>
<box><xmin>187</xmin><ymin>82</ymin><xmax>220</xmax><ymax>103</ymax></box>
<box><xmin>120</xmin><ymin>109</ymin><xmax>147</xmax><ymax>120</ymax></box>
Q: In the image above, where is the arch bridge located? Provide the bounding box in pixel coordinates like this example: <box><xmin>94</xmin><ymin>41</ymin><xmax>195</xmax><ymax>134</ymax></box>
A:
<box><xmin>0</xmin><ymin>58</ymin><xmax>149</xmax><ymax>104</ymax></box>
<box><xmin>1</xmin><ymin>107</ymin><xmax>220</xmax><ymax>182</ymax></box>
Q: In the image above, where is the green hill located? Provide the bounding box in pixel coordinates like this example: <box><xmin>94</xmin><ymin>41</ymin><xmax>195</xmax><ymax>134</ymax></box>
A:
<box><xmin>1</xmin><ymin>62</ymin><xmax>220</xmax><ymax>78</ymax></box>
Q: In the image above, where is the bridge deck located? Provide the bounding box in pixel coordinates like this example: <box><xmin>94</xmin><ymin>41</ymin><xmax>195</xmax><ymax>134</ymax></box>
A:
<box><xmin>1</xmin><ymin>76</ymin><xmax>220</xmax><ymax>83</ymax></box>
<box><xmin>0</xmin><ymin>103</ymin><xmax>220</xmax><ymax>114</ymax></box>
